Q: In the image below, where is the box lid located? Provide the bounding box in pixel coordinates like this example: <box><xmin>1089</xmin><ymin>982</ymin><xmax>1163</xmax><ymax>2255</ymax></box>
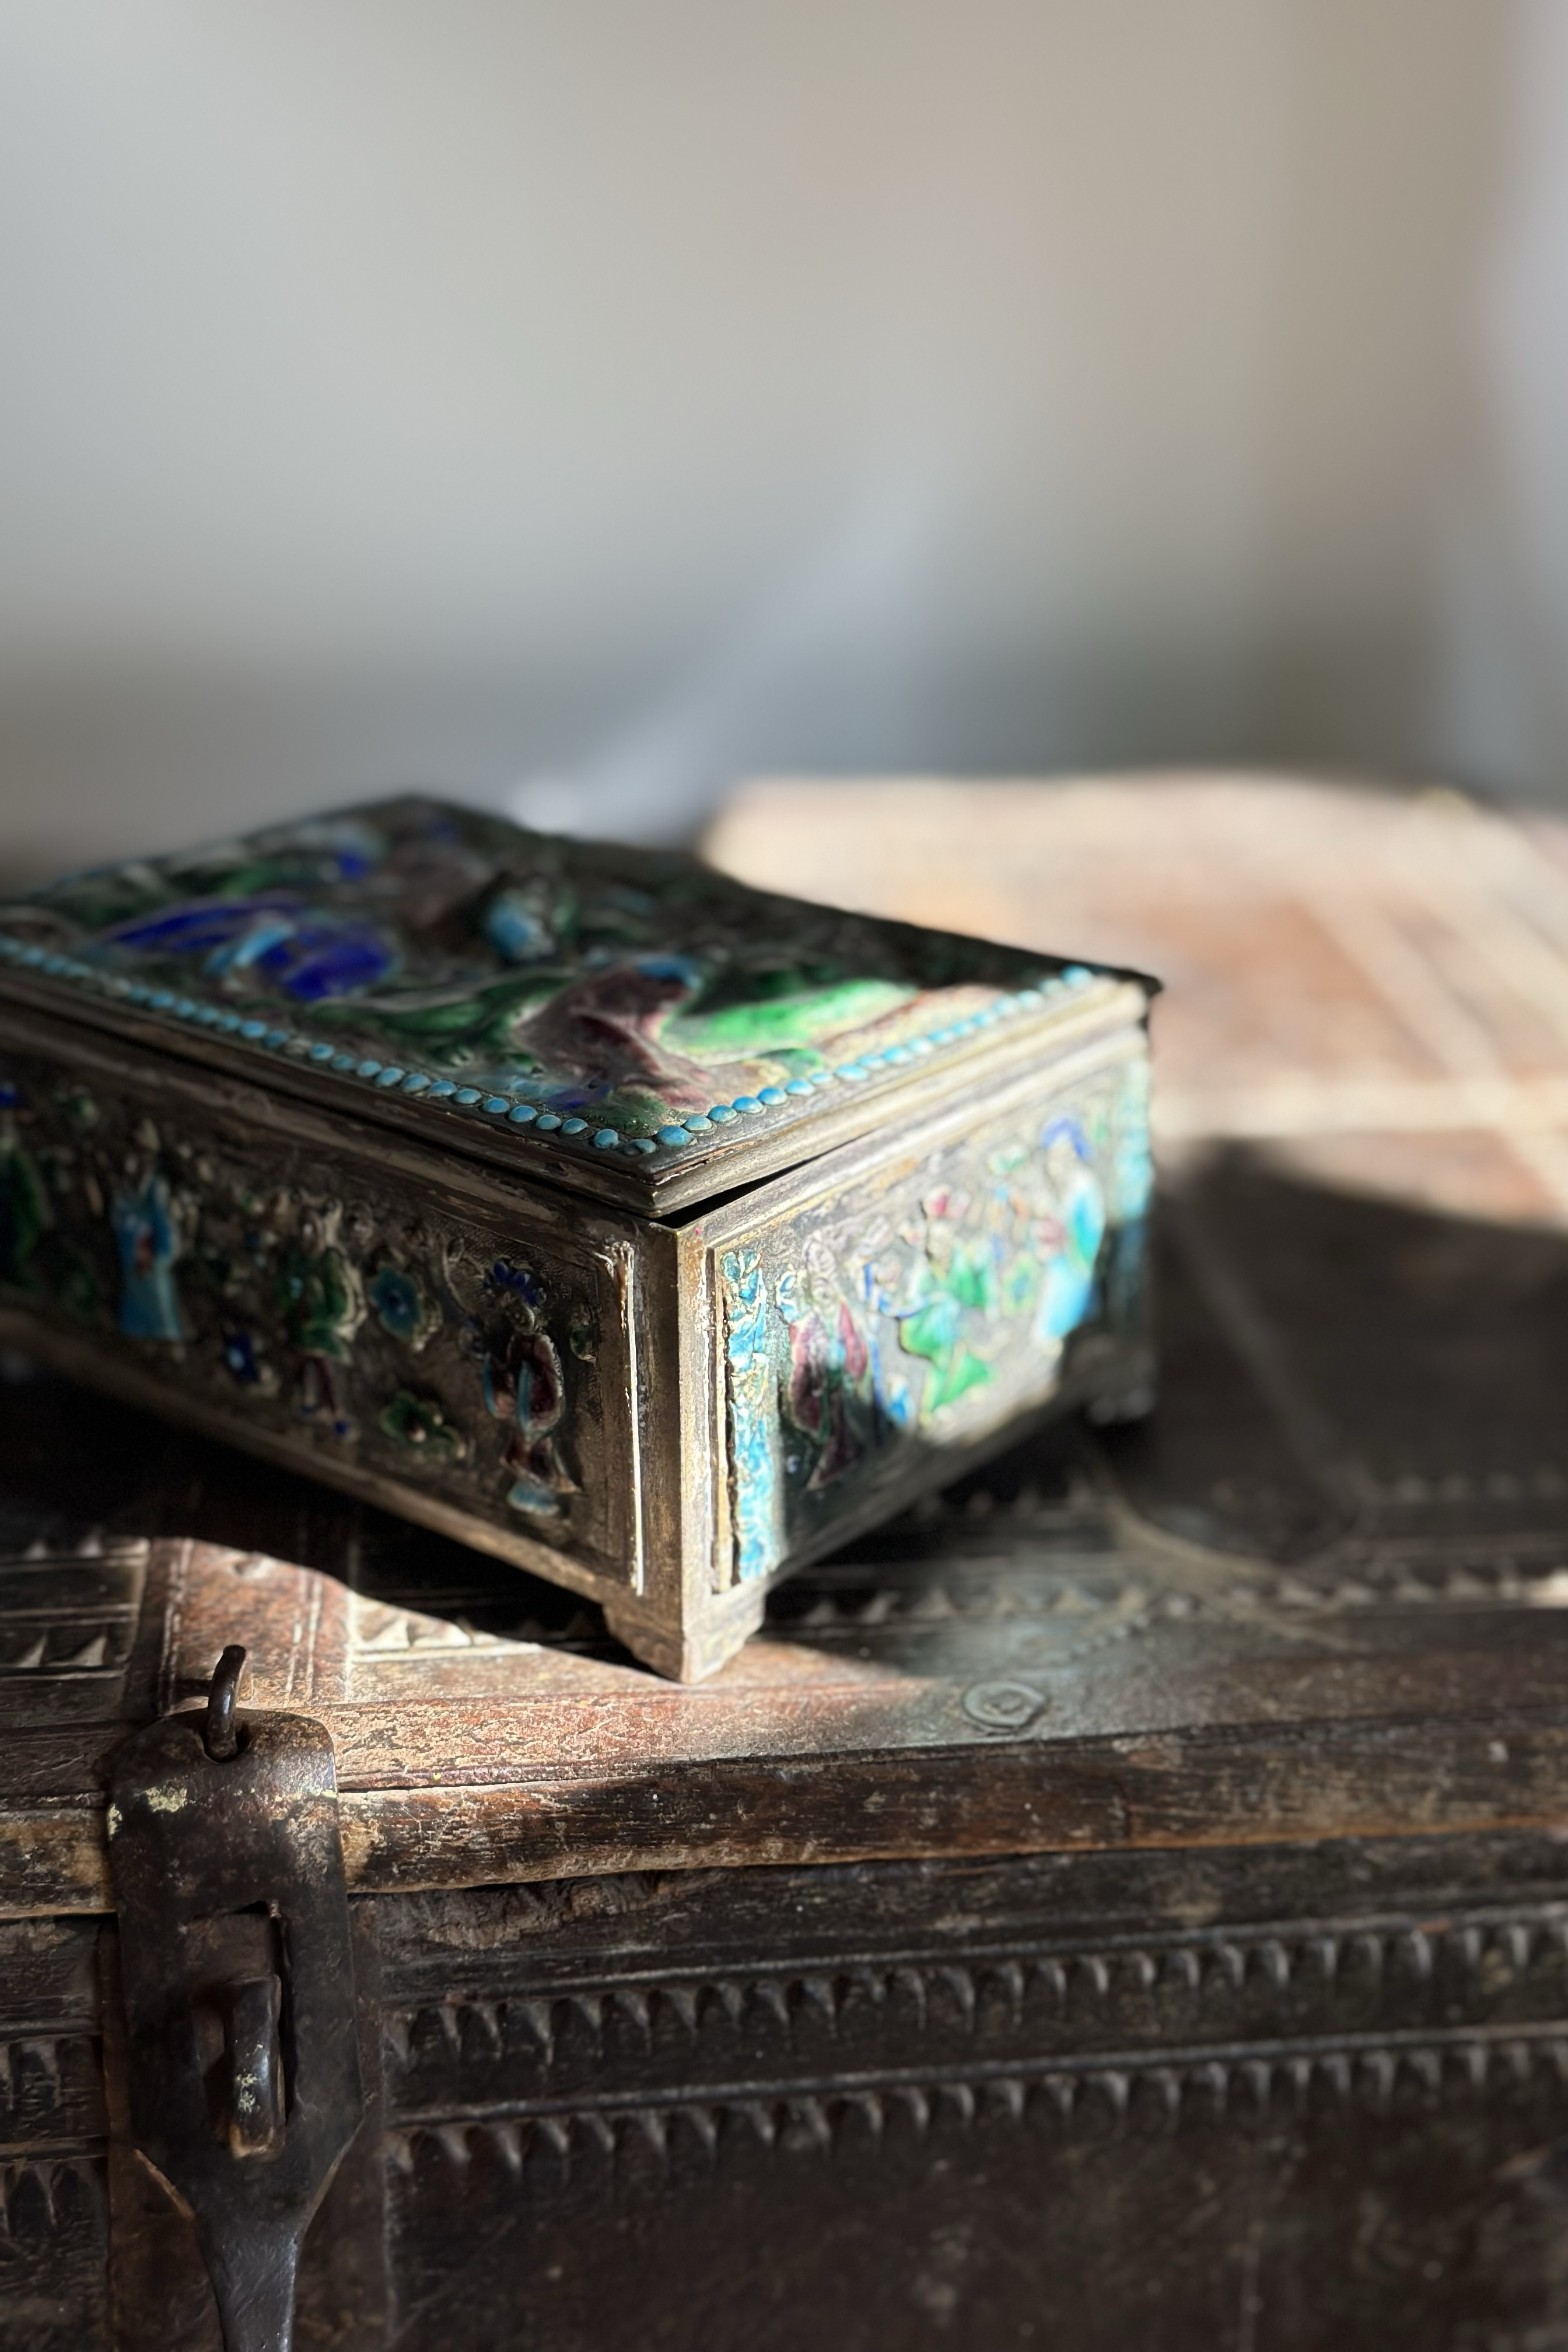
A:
<box><xmin>0</xmin><ymin>797</ymin><xmax>1154</xmax><ymax>1214</ymax></box>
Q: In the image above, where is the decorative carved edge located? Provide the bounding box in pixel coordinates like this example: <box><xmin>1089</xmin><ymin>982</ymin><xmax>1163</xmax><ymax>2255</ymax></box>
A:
<box><xmin>0</xmin><ymin>2152</ymin><xmax>106</xmax><ymax>2233</ymax></box>
<box><xmin>0</xmin><ymin>918</ymin><xmax>1105</xmax><ymax>1180</ymax></box>
<box><xmin>0</xmin><ymin>1626</ymin><xmax>134</xmax><ymax>1676</ymax></box>
<box><xmin>383</xmin><ymin>2022</ymin><xmax>1568</xmax><ymax>2183</ymax></box>
<box><xmin>773</xmin><ymin>1548</ymin><xmax>1568</xmax><ymax>1637</ymax></box>
<box><xmin>381</xmin><ymin>1907</ymin><xmax>1568</xmax><ymax>2077</ymax></box>
<box><xmin>0</xmin><ymin>2029</ymin><xmax>100</xmax><ymax>2107</ymax></box>
<box><xmin>0</xmin><ymin>1542</ymin><xmax>147</xmax><ymax>1681</ymax></box>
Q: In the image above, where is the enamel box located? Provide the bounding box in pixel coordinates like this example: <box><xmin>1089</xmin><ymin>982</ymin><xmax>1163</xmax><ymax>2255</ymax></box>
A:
<box><xmin>0</xmin><ymin>799</ymin><xmax>1155</xmax><ymax>1676</ymax></box>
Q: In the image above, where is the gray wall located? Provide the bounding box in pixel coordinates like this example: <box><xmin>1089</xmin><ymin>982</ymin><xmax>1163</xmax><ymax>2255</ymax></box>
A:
<box><xmin>3</xmin><ymin>0</ymin><xmax>1568</xmax><ymax>869</ymax></box>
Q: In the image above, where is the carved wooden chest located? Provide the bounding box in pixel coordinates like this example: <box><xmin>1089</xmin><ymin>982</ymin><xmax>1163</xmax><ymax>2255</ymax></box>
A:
<box><xmin>0</xmin><ymin>799</ymin><xmax>1154</xmax><ymax>1678</ymax></box>
<box><xmin>7</xmin><ymin>1143</ymin><xmax>1568</xmax><ymax>2350</ymax></box>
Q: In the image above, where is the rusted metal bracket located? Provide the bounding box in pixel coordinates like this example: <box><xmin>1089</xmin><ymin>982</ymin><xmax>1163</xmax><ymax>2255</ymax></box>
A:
<box><xmin>107</xmin><ymin>1645</ymin><xmax>364</xmax><ymax>2352</ymax></box>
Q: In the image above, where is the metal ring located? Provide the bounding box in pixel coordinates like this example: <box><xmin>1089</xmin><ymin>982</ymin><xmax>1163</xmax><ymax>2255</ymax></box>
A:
<box><xmin>204</xmin><ymin>1644</ymin><xmax>247</xmax><ymax>1761</ymax></box>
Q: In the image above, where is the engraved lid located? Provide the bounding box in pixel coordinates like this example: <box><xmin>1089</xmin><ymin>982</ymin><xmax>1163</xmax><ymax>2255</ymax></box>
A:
<box><xmin>0</xmin><ymin>797</ymin><xmax>1154</xmax><ymax>1213</ymax></box>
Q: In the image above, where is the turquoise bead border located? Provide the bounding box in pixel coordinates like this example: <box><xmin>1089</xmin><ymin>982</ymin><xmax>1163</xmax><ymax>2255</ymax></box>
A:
<box><xmin>0</xmin><ymin>933</ymin><xmax>1097</xmax><ymax>1162</ymax></box>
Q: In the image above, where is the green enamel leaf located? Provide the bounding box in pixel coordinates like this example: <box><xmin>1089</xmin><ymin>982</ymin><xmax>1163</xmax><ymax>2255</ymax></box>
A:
<box><xmin>665</xmin><ymin>977</ymin><xmax>914</xmax><ymax>1057</ymax></box>
<box><xmin>897</xmin><ymin>1297</ymin><xmax>962</xmax><ymax>1365</ymax></box>
<box><xmin>927</xmin><ymin>1348</ymin><xmax>993</xmax><ymax>1413</ymax></box>
<box><xmin>947</xmin><ymin>1241</ymin><xmax>999</xmax><ymax>1313</ymax></box>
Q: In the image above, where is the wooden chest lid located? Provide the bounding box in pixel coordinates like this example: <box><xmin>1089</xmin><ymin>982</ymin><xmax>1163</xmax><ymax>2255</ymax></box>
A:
<box><xmin>8</xmin><ymin>773</ymin><xmax>1568</xmax><ymax>1915</ymax></box>
<box><xmin>0</xmin><ymin>797</ymin><xmax>1154</xmax><ymax>1215</ymax></box>
<box><xmin>6</xmin><ymin>1138</ymin><xmax>1568</xmax><ymax>1917</ymax></box>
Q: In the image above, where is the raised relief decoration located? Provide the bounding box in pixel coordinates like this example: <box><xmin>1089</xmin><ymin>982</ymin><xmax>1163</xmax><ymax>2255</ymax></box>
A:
<box><xmin>0</xmin><ymin>1055</ymin><xmax>612</xmax><ymax>1566</ymax></box>
<box><xmin>0</xmin><ymin>796</ymin><xmax>1154</xmax><ymax>1675</ymax></box>
<box><xmin>720</xmin><ymin>1058</ymin><xmax>1151</xmax><ymax>1581</ymax></box>
<box><xmin>0</xmin><ymin>798</ymin><xmax>1106</xmax><ymax>1177</ymax></box>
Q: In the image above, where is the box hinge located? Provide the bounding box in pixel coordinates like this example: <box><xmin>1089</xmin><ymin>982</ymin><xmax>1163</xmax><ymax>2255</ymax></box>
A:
<box><xmin>107</xmin><ymin>1644</ymin><xmax>364</xmax><ymax>2352</ymax></box>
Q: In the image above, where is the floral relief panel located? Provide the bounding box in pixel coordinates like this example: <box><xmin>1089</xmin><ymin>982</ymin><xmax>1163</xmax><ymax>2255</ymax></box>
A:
<box><xmin>720</xmin><ymin>1058</ymin><xmax>1151</xmax><ymax>1582</ymax></box>
<box><xmin>0</xmin><ymin>1048</ymin><xmax>628</xmax><ymax>1578</ymax></box>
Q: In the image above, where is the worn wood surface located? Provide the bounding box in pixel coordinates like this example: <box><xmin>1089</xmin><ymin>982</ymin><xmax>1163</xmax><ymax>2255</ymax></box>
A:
<box><xmin>13</xmin><ymin>1831</ymin><xmax>1568</xmax><ymax>2349</ymax></box>
<box><xmin>9</xmin><ymin>776</ymin><xmax>1568</xmax><ymax>2344</ymax></box>
<box><xmin>709</xmin><ymin>773</ymin><xmax>1568</xmax><ymax>1227</ymax></box>
<box><xmin>355</xmin><ymin>1831</ymin><xmax>1568</xmax><ymax>2352</ymax></box>
<box><xmin>8</xmin><ymin>1140</ymin><xmax>1568</xmax><ymax>1913</ymax></box>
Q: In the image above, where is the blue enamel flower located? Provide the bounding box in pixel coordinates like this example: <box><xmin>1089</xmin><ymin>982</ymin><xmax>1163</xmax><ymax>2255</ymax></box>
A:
<box><xmin>110</xmin><ymin>895</ymin><xmax>394</xmax><ymax>1002</ymax></box>
<box><xmin>369</xmin><ymin>1266</ymin><xmax>425</xmax><ymax>1340</ymax></box>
